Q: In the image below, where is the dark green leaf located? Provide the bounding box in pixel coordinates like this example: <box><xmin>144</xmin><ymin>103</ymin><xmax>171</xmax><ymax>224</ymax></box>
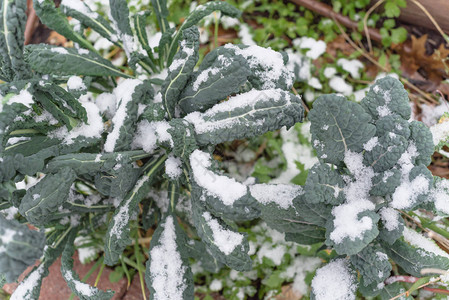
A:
<box><xmin>33</xmin><ymin>0</ymin><xmax>95</xmax><ymax>52</ymax></box>
<box><xmin>383</xmin><ymin>228</ymin><xmax>449</xmax><ymax>277</ymax></box>
<box><xmin>61</xmin><ymin>231</ymin><xmax>114</xmax><ymax>300</ymax></box>
<box><xmin>185</xmin><ymin>89</ymin><xmax>303</xmax><ymax>146</ymax></box>
<box><xmin>0</xmin><ymin>0</ymin><xmax>29</xmax><ymax>81</ymax></box>
<box><xmin>350</xmin><ymin>245</ymin><xmax>391</xmax><ymax>287</ymax></box>
<box><xmin>360</xmin><ymin>76</ymin><xmax>410</xmax><ymax>121</ymax></box>
<box><xmin>178</xmin><ymin>46</ymin><xmax>251</xmax><ymax>114</ymax></box>
<box><xmin>145</xmin><ymin>214</ymin><xmax>194</xmax><ymax>300</ymax></box>
<box><xmin>304</xmin><ymin>163</ymin><xmax>345</xmax><ymax>205</ymax></box>
<box><xmin>19</xmin><ymin>167</ymin><xmax>77</xmax><ymax>226</ymax></box>
<box><xmin>25</xmin><ymin>44</ymin><xmax>129</xmax><ymax>78</ymax></box>
<box><xmin>192</xmin><ymin>202</ymin><xmax>252</xmax><ymax>271</ymax></box>
<box><xmin>309</xmin><ymin>94</ymin><xmax>376</xmax><ymax>165</ymax></box>
<box><xmin>162</xmin><ymin>26</ymin><xmax>199</xmax><ymax>119</ymax></box>
<box><xmin>0</xmin><ymin>214</ymin><xmax>45</xmax><ymax>282</ymax></box>
<box><xmin>104</xmin><ymin>155</ymin><xmax>166</xmax><ymax>265</ymax></box>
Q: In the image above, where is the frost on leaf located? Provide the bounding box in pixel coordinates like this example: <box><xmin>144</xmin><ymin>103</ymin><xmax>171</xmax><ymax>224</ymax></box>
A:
<box><xmin>184</xmin><ymin>89</ymin><xmax>303</xmax><ymax>146</ymax></box>
<box><xmin>192</xmin><ymin>203</ymin><xmax>251</xmax><ymax>271</ymax></box>
<box><xmin>311</xmin><ymin>259</ymin><xmax>357</xmax><ymax>300</ymax></box>
<box><xmin>145</xmin><ymin>215</ymin><xmax>193</xmax><ymax>300</ymax></box>
<box><xmin>0</xmin><ymin>215</ymin><xmax>45</xmax><ymax>283</ymax></box>
<box><xmin>179</xmin><ymin>46</ymin><xmax>251</xmax><ymax>114</ymax></box>
<box><xmin>360</xmin><ymin>76</ymin><xmax>411</xmax><ymax>120</ymax></box>
<box><xmin>190</xmin><ymin>149</ymin><xmax>260</xmax><ymax>221</ymax></box>
<box><xmin>308</xmin><ymin>94</ymin><xmax>376</xmax><ymax>165</ymax></box>
<box><xmin>383</xmin><ymin>227</ymin><xmax>449</xmax><ymax>277</ymax></box>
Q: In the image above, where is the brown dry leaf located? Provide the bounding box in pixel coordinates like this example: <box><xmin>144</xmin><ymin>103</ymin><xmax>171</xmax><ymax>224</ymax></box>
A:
<box><xmin>46</xmin><ymin>31</ymin><xmax>67</xmax><ymax>46</ymax></box>
<box><xmin>397</xmin><ymin>35</ymin><xmax>449</xmax><ymax>84</ymax></box>
<box><xmin>325</xmin><ymin>35</ymin><xmax>355</xmax><ymax>57</ymax></box>
<box><xmin>274</xmin><ymin>285</ymin><xmax>302</xmax><ymax>300</ymax></box>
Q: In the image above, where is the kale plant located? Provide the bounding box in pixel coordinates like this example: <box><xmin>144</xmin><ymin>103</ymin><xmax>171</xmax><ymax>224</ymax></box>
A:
<box><xmin>264</xmin><ymin>76</ymin><xmax>449</xmax><ymax>299</ymax></box>
<box><xmin>0</xmin><ymin>0</ymin><xmax>304</xmax><ymax>299</ymax></box>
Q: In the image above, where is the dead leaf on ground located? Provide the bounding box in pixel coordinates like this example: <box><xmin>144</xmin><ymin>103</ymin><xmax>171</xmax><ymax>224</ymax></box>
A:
<box><xmin>274</xmin><ymin>284</ymin><xmax>302</xmax><ymax>300</ymax></box>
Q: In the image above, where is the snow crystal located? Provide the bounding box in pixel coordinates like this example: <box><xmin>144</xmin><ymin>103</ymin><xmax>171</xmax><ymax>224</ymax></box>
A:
<box><xmin>6</xmin><ymin>136</ymin><xmax>31</xmax><ymax>145</ymax></box>
<box><xmin>67</xmin><ymin>76</ymin><xmax>86</xmax><ymax>91</ymax></box>
<box><xmin>77</xmin><ymin>48</ymin><xmax>89</xmax><ymax>55</ymax></box>
<box><xmin>311</xmin><ymin>259</ymin><xmax>357</xmax><ymax>300</ymax></box>
<box><xmin>379</xmin><ymin>207</ymin><xmax>400</xmax><ymax>231</ymax></box>
<box><xmin>0</xmin><ymin>228</ymin><xmax>16</xmax><ymax>246</ymax></box>
<box><xmin>249</xmin><ymin>184</ymin><xmax>302</xmax><ymax>209</ymax></box>
<box><xmin>192</xmin><ymin>67</ymin><xmax>220</xmax><ymax>91</ymax></box>
<box><xmin>8</xmin><ymin>88</ymin><xmax>34</xmax><ymax>108</ymax></box>
<box><xmin>149</xmin><ymin>216</ymin><xmax>187</xmax><ymax>300</ymax></box>
<box><xmin>238</xmin><ymin>24</ymin><xmax>256</xmax><ymax>45</ymax></box>
<box><xmin>323</xmin><ymin>67</ymin><xmax>337</xmax><ymax>78</ymax></box>
<box><xmin>337</xmin><ymin>58</ymin><xmax>364</xmax><ymax>79</ymax></box>
<box><xmin>95</xmin><ymin>92</ymin><xmax>116</xmax><ymax>118</ymax></box>
<box><xmin>104</xmin><ymin>79</ymin><xmax>142</xmax><ymax>152</ymax></box>
<box><xmin>209</xmin><ymin>279</ymin><xmax>223</xmax><ymax>292</ymax></box>
<box><xmin>165</xmin><ymin>155</ymin><xmax>182</xmax><ymax>180</ymax></box>
<box><xmin>287</xmin><ymin>50</ymin><xmax>311</xmax><ymax>82</ymax></box>
<box><xmin>61</xmin><ymin>0</ymin><xmax>98</xmax><ymax>18</ymax></box>
<box><xmin>110</xmin><ymin>177</ymin><xmax>149</xmax><ymax>238</ymax></box>
<box><xmin>390</xmin><ymin>175</ymin><xmax>430</xmax><ymax>209</ymax></box>
<box><xmin>390</xmin><ymin>143</ymin><xmax>429</xmax><ymax>209</ymax></box>
<box><xmin>132</xmin><ymin>120</ymin><xmax>173</xmax><ymax>153</ymax></box>
<box><xmin>309</xmin><ymin>77</ymin><xmax>322</xmax><ymax>89</ymax></box>
<box><xmin>184</xmin><ymin>89</ymin><xmax>293</xmax><ymax>134</ymax></box>
<box><xmin>202</xmin><ymin>211</ymin><xmax>244</xmax><ymax>255</ymax></box>
<box><xmin>430</xmin><ymin>121</ymin><xmax>449</xmax><ymax>146</ymax></box>
<box><xmin>272</xmin><ymin>125</ymin><xmax>318</xmax><ymax>184</ymax></box>
<box><xmin>363</xmin><ymin>136</ymin><xmax>378</xmax><ymax>151</ymax></box>
<box><xmin>49</xmin><ymin>101</ymin><xmax>104</xmax><ymax>144</ymax></box>
<box><xmin>169</xmin><ymin>40</ymin><xmax>195</xmax><ymax>72</ymax></box>
<box><xmin>94</xmin><ymin>37</ymin><xmax>114</xmax><ymax>50</ymax></box>
<box><xmin>403</xmin><ymin>227</ymin><xmax>449</xmax><ymax>259</ymax></box>
<box><xmin>11</xmin><ymin>265</ymin><xmax>45</xmax><ymax>300</ymax></box>
<box><xmin>282</xmin><ymin>256</ymin><xmax>321</xmax><ymax>296</ymax></box>
<box><xmin>224</xmin><ymin>44</ymin><xmax>293</xmax><ymax>89</ymax></box>
<box><xmin>421</xmin><ymin>102</ymin><xmax>448</xmax><ymax>127</ymax></box>
<box><xmin>148</xmin><ymin>31</ymin><xmax>162</xmax><ymax>49</ymax></box>
<box><xmin>292</xmin><ymin>37</ymin><xmax>326</xmax><ymax>59</ymax></box>
<box><xmin>63</xmin><ymin>271</ymin><xmax>95</xmax><ymax>297</ymax></box>
<box><xmin>329</xmin><ymin>76</ymin><xmax>353</xmax><ymax>96</ymax></box>
<box><xmin>221</xmin><ymin>16</ymin><xmax>240</xmax><ymax>29</ymax></box>
<box><xmin>257</xmin><ymin>243</ymin><xmax>286</xmax><ymax>266</ymax></box>
<box><xmin>1</xmin><ymin>206</ymin><xmax>18</xmax><ymax>220</ymax></box>
<box><xmin>50</xmin><ymin>47</ymin><xmax>69</xmax><ymax>54</ymax></box>
<box><xmin>190</xmin><ymin>150</ymin><xmax>247</xmax><ymax>206</ymax></box>
<box><xmin>330</xmin><ymin>151</ymin><xmax>376</xmax><ymax>243</ymax></box>
<box><xmin>431</xmin><ymin>179</ymin><xmax>449</xmax><ymax>214</ymax></box>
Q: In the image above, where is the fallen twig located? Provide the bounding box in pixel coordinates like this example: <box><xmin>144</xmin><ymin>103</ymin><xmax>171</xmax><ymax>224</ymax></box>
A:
<box><xmin>288</xmin><ymin>0</ymin><xmax>382</xmax><ymax>42</ymax></box>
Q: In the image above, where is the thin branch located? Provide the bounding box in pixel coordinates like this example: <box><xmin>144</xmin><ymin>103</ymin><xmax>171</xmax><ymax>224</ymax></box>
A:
<box><xmin>25</xmin><ymin>0</ymin><xmax>38</xmax><ymax>45</ymax></box>
<box><xmin>363</xmin><ymin>0</ymin><xmax>386</xmax><ymax>54</ymax></box>
<box><xmin>288</xmin><ymin>0</ymin><xmax>382</xmax><ymax>42</ymax></box>
<box><xmin>292</xmin><ymin>86</ymin><xmax>309</xmax><ymax>112</ymax></box>
<box><xmin>332</xmin><ymin>17</ymin><xmax>438</xmax><ymax>105</ymax></box>
<box><xmin>409</xmin><ymin>0</ymin><xmax>448</xmax><ymax>44</ymax></box>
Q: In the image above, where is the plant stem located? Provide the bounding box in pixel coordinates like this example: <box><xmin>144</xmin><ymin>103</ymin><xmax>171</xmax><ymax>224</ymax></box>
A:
<box><xmin>94</xmin><ymin>263</ymin><xmax>105</xmax><ymax>287</ymax></box>
<box><xmin>134</xmin><ymin>235</ymin><xmax>147</xmax><ymax>300</ymax></box>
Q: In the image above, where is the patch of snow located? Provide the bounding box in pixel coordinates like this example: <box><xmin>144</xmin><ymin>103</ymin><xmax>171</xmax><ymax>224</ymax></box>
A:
<box><xmin>329</xmin><ymin>76</ymin><xmax>353</xmax><ymax>96</ymax></box>
<box><xmin>165</xmin><ymin>155</ymin><xmax>182</xmax><ymax>180</ymax></box>
<box><xmin>203</xmin><ymin>211</ymin><xmax>244</xmax><ymax>255</ymax></box>
<box><xmin>190</xmin><ymin>150</ymin><xmax>247</xmax><ymax>206</ymax></box>
<box><xmin>292</xmin><ymin>37</ymin><xmax>326</xmax><ymax>60</ymax></box>
<box><xmin>337</xmin><ymin>58</ymin><xmax>364</xmax><ymax>79</ymax></box>
<box><xmin>249</xmin><ymin>184</ymin><xmax>302</xmax><ymax>209</ymax></box>
<box><xmin>149</xmin><ymin>216</ymin><xmax>188</xmax><ymax>299</ymax></box>
<box><xmin>311</xmin><ymin>259</ymin><xmax>357</xmax><ymax>300</ymax></box>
